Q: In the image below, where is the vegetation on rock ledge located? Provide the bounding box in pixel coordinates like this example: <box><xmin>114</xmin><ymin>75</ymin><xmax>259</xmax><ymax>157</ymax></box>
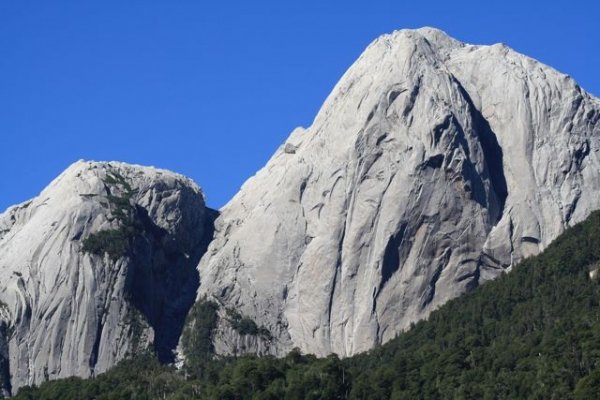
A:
<box><xmin>81</xmin><ymin>228</ymin><xmax>131</xmax><ymax>261</ymax></box>
<box><xmin>226</xmin><ymin>308</ymin><xmax>272</xmax><ymax>340</ymax></box>
<box><xmin>180</xmin><ymin>299</ymin><xmax>219</xmax><ymax>376</ymax></box>
<box><xmin>81</xmin><ymin>171</ymin><xmax>140</xmax><ymax>261</ymax></box>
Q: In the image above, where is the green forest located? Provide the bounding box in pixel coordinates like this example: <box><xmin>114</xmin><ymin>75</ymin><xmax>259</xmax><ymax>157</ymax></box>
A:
<box><xmin>10</xmin><ymin>211</ymin><xmax>600</xmax><ymax>399</ymax></box>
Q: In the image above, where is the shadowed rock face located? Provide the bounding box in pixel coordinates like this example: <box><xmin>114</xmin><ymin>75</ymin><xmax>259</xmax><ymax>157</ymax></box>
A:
<box><xmin>189</xmin><ymin>28</ymin><xmax>600</xmax><ymax>358</ymax></box>
<box><xmin>0</xmin><ymin>160</ymin><xmax>213</xmax><ymax>394</ymax></box>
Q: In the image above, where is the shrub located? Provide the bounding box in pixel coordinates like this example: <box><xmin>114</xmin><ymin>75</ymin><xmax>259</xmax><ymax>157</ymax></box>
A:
<box><xmin>226</xmin><ymin>308</ymin><xmax>272</xmax><ymax>339</ymax></box>
<box><xmin>81</xmin><ymin>227</ymin><xmax>130</xmax><ymax>261</ymax></box>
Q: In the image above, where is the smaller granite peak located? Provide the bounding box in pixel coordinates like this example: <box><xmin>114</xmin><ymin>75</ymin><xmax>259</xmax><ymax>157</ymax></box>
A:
<box><xmin>48</xmin><ymin>159</ymin><xmax>201</xmax><ymax>191</ymax></box>
<box><xmin>0</xmin><ymin>160</ymin><xmax>213</xmax><ymax>394</ymax></box>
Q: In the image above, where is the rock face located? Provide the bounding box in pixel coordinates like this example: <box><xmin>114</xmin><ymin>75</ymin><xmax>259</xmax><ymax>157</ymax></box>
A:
<box><xmin>0</xmin><ymin>160</ymin><xmax>212</xmax><ymax>394</ymax></box>
<box><xmin>191</xmin><ymin>27</ymin><xmax>600</xmax><ymax>358</ymax></box>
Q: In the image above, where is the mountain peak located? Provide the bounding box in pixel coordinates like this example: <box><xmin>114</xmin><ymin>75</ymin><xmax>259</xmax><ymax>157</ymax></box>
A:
<box><xmin>0</xmin><ymin>160</ymin><xmax>212</xmax><ymax>393</ymax></box>
<box><xmin>391</xmin><ymin>26</ymin><xmax>464</xmax><ymax>46</ymax></box>
<box><xmin>190</xmin><ymin>26</ymin><xmax>600</xmax><ymax>358</ymax></box>
<box><xmin>363</xmin><ymin>27</ymin><xmax>465</xmax><ymax>61</ymax></box>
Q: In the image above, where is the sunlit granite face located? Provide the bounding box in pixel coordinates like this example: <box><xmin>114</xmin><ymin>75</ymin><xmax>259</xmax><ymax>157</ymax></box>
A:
<box><xmin>0</xmin><ymin>160</ymin><xmax>210</xmax><ymax>392</ymax></box>
<box><xmin>190</xmin><ymin>27</ymin><xmax>600</xmax><ymax>358</ymax></box>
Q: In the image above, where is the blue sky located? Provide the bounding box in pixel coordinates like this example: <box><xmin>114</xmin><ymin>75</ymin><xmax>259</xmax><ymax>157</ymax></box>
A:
<box><xmin>1</xmin><ymin>1</ymin><xmax>599</xmax><ymax>211</ymax></box>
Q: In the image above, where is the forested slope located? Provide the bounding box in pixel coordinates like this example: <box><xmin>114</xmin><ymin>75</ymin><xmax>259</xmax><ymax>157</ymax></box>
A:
<box><xmin>11</xmin><ymin>211</ymin><xmax>600</xmax><ymax>399</ymax></box>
